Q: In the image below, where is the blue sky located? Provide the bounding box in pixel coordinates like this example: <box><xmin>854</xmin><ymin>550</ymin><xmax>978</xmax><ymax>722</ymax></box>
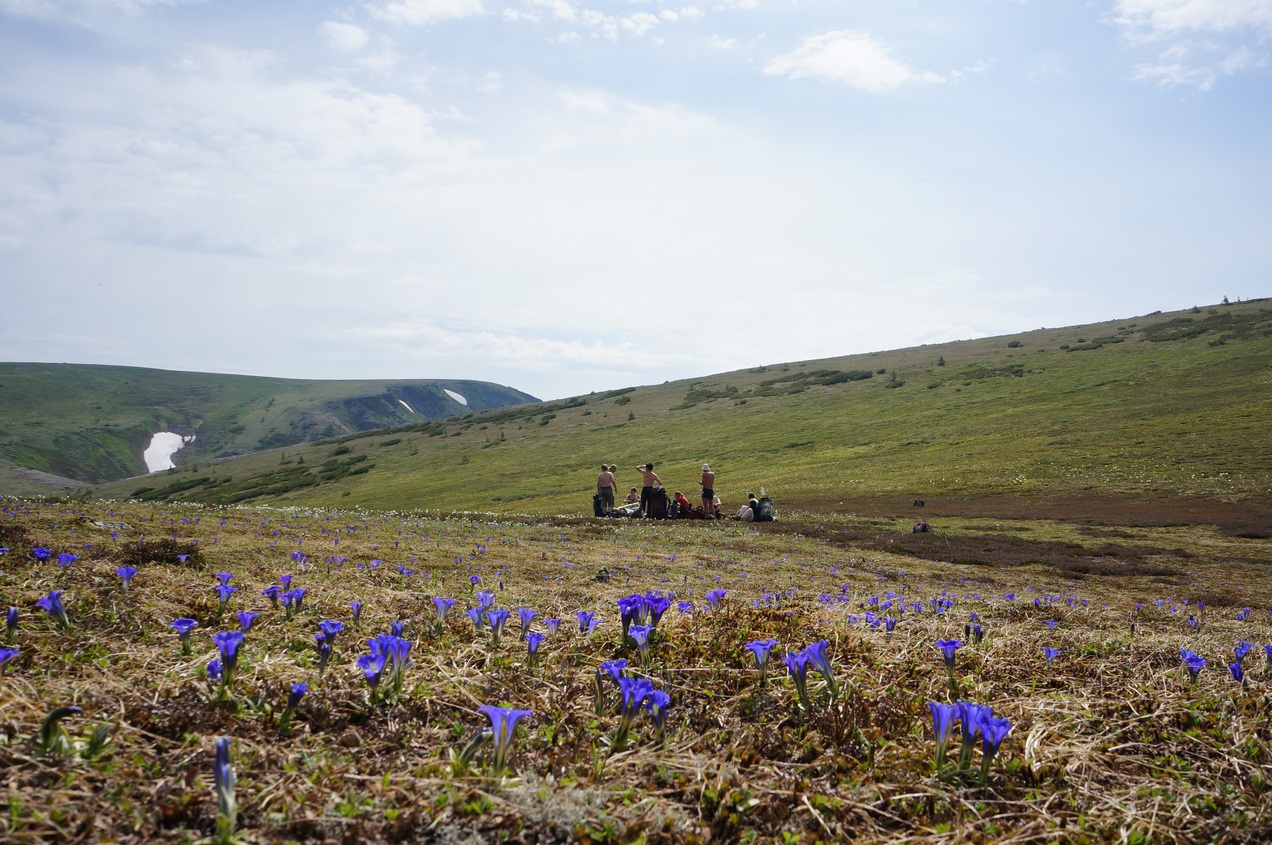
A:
<box><xmin>1</xmin><ymin>0</ymin><xmax>1269</xmax><ymax>400</ymax></box>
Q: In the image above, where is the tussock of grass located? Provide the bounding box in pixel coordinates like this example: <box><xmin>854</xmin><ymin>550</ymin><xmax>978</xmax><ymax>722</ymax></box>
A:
<box><xmin>2</xmin><ymin>498</ymin><xmax>1270</xmax><ymax>843</ymax></box>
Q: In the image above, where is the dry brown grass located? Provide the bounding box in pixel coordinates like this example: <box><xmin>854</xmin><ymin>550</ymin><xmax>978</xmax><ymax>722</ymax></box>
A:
<box><xmin>1</xmin><ymin>499</ymin><xmax>1270</xmax><ymax>844</ymax></box>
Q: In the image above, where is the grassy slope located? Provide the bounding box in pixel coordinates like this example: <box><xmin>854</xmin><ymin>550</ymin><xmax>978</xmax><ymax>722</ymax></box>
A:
<box><xmin>88</xmin><ymin>300</ymin><xmax>1272</xmax><ymax>515</ymax></box>
<box><xmin>0</xmin><ymin>364</ymin><xmax>538</xmax><ymax>486</ymax></box>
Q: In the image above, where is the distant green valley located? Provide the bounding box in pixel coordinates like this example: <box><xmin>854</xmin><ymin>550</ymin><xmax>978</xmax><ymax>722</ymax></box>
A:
<box><xmin>0</xmin><ymin>364</ymin><xmax>537</xmax><ymax>494</ymax></box>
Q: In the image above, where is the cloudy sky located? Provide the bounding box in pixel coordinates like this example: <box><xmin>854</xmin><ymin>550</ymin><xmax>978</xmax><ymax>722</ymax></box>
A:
<box><xmin>1</xmin><ymin>0</ymin><xmax>1269</xmax><ymax>400</ymax></box>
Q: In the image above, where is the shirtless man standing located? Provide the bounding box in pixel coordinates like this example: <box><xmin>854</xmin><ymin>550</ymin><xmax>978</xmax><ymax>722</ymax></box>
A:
<box><xmin>635</xmin><ymin>462</ymin><xmax>661</xmax><ymax>517</ymax></box>
<box><xmin>700</xmin><ymin>463</ymin><xmax>716</xmax><ymax>517</ymax></box>
<box><xmin>596</xmin><ymin>464</ymin><xmax>618</xmax><ymax>511</ymax></box>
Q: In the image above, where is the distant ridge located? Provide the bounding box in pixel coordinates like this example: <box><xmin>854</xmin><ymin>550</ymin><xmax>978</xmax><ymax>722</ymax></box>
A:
<box><xmin>0</xmin><ymin>364</ymin><xmax>538</xmax><ymax>493</ymax></box>
<box><xmin>79</xmin><ymin>299</ymin><xmax>1272</xmax><ymax>518</ymax></box>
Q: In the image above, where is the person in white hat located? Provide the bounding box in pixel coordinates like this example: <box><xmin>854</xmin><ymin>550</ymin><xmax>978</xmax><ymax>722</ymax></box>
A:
<box><xmin>700</xmin><ymin>463</ymin><xmax>716</xmax><ymax>518</ymax></box>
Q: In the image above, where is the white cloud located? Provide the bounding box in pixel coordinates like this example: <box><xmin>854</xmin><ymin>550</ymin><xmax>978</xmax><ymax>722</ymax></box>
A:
<box><xmin>715</xmin><ymin>0</ymin><xmax>756</xmax><ymax>9</ymax></box>
<box><xmin>660</xmin><ymin>9</ymin><xmax>678</xmax><ymax>22</ymax></box>
<box><xmin>549</xmin><ymin>88</ymin><xmax>719</xmax><ymax>148</ymax></box>
<box><xmin>707</xmin><ymin>34</ymin><xmax>735</xmax><ymax>50</ymax></box>
<box><xmin>1114</xmin><ymin>0</ymin><xmax>1272</xmax><ymax>39</ymax></box>
<box><xmin>620</xmin><ymin>11</ymin><xmax>659</xmax><ymax>37</ymax></box>
<box><xmin>764</xmin><ymin>31</ymin><xmax>945</xmax><ymax>91</ymax></box>
<box><xmin>679</xmin><ymin>6</ymin><xmax>704</xmax><ymax>21</ymax></box>
<box><xmin>367</xmin><ymin>0</ymin><xmax>484</xmax><ymax>26</ymax></box>
<box><xmin>1114</xmin><ymin>0</ymin><xmax>1272</xmax><ymax>89</ymax></box>
<box><xmin>529</xmin><ymin>0</ymin><xmax>575</xmax><ymax>22</ymax></box>
<box><xmin>320</xmin><ymin>21</ymin><xmax>370</xmax><ymax>51</ymax></box>
<box><xmin>1130</xmin><ymin>43</ymin><xmax>1267</xmax><ymax>89</ymax></box>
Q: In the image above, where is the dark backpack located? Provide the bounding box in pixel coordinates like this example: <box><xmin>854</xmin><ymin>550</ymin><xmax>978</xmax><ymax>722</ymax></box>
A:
<box><xmin>755</xmin><ymin>497</ymin><xmax>776</xmax><ymax>522</ymax></box>
<box><xmin>647</xmin><ymin>487</ymin><xmax>669</xmax><ymax>519</ymax></box>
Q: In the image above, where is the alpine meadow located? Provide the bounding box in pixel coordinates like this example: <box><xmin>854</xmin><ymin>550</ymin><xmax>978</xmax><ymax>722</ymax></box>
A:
<box><xmin>2</xmin><ymin>300</ymin><xmax>1271</xmax><ymax>845</ymax></box>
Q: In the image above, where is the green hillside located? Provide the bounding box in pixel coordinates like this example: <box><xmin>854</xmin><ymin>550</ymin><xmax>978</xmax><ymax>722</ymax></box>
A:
<box><xmin>84</xmin><ymin>300</ymin><xmax>1272</xmax><ymax>516</ymax></box>
<box><xmin>0</xmin><ymin>364</ymin><xmax>538</xmax><ymax>490</ymax></box>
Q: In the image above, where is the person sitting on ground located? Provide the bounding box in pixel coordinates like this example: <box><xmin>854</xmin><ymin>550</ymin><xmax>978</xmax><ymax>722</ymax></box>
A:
<box><xmin>673</xmin><ymin>490</ymin><xmax>693</xmax><ymax>514</ymax></box>
<box><xmin>734</xmin><ymin>492</ymin><xmax>758</xmax><ymax>522</ymax></box>
<box><xmin>624</xmin><ymin>487</ymin><xmax>640</xmax><ymax>504</ymax></box>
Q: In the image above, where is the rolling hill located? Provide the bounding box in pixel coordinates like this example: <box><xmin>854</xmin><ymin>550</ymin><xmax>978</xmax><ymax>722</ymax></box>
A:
<box><xmin>81</xmin><ymin>299</ymin><xmax>1272</xmax><ymax>521</ymax></box>
<box><xmin>0</xmin><ymin>364</ymin><xmax>538</xmax><ymax>494</ymax></box>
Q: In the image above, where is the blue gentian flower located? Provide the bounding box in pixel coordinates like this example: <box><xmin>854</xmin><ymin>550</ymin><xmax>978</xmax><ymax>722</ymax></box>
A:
<box><xmin>783</xmin><ymin>650</ymin><xmax>813</xmax><ymax>712</ymax></box>
<box><xmin>956</xmin><ymin>701</ymin><xmax>993</xmax><ymax>769</ymax></box>
<box><xmin>1043</xmin><ymin>646</ymin><xmax>1061</xmax><ymax>664</ymax></box>
<box><xmin>358</xmin><ymin>651</ymin><xmax>387</xmax><ymax>693</ymax></box>
<box><xmin>37</xmin><ymin>590</ymin><xmax>70</xmax><ymax>628</ymax></box>
<box><xmin>319</xmin><ymin>619</ymin><xmax>343</xmax><ymax>643</ymax></box>
<box><xmin>171</xmin><ymin>617</ymin><xmax>197</xmax><ymax>653</ymax></box>
<box><xmin>235</xmin><ymin>611</ymin><xmax>259</xmax><ymax>633</ymax></box>
<box><xmin>116</xmin><ymin>567</ymin><xmax>138</xmax><ymax>590</ymax></box>
<box><xmin>517</xmin><ymin>608</ymin><xmax>537</xmax><ymax>640</ymax></box>
<box><xmin>643</xmin><ymin>688</ymin><xmax>671</xmax><ymax>745</ymax></box>
<box><xmin>478</xmin><ymin>704</ymin><xmax>531</xmax><ymax>775</ymax></box>
<box><xmin>212</xmin><ymin>630</ymin><xmax>246</xmax><ymax>694</ymax></box>
<box><xmin>0</xmin><ymin>647</ymin><xmax>19</xmax><ymax>675</ymax></box>
<box><xmin>6</xmin><ymin>606</ymin><xmax>18</xmax><ymax>644</ymax></box>
<box><xmin>928</xmin><ymin>701</ymin><xmax>958</xmax><ymax>770</ymax></box>
<box><xmin>262</xmin><ymin>585</ymin><xmax>281</xmax><ymax>608</ymax></box>
<box><xmin>525</xmin><ymin>631</ymin><xmax>545</xmax><ymax>668</ymax></box>
<box><xmin>213</xmin><ymin>737</ymin><xmax>237</xmax><ymax>838</ymax></box>
<box><xmin>543</xmin><ymin>617</ymin><xmax>561</xmax><ymax>636</ymax></box>
<box><xmin>486</xmin><ymin>608</ymin><xmax>509</xmax><ymax>647</ymax></box>
<box><xmin>433</xmin><ymin>597</ymin><xmax>457</xmax><ymax>624</ymax></box>
<box><xmin>576</xmin><ymin>610</ymin><xmax>599</xmax><ymax>636</ymax></box>
<box><xmin>745</xmin><ymin>639</ymin><xmax>779</xmax><ymax>688</ymax></box>
<box><xmin>32</xmin><ymin>547</ymin><xmax>52</xmax><ymax>563</ymax></box>
<box><xmin>57</xmin><ymin>552</ymin><xmax>78</xmax><ymax>568</ymax></box>
<box><xmin>978</xmin><ymin>716</ymin><xmax>1012</xmax><ymax>784</ymax></box>
<box><xmin>281</xmin><ymin>588</ymin><xmax>306</xmax><ymax>619</ymax></box>
<box><xmin>350</xmin><ymin>600</ymin><xmax>364</xmax><ymax>626</ymax></box>
<box><xmin>613</xmin><ymin>675</ymin><xmax>654</xmax><ymax>749</ymax></box>
<box><xmin>1181</xmin><ymin>648</ymin><xmax>1206</xmax><ymax>682</ymax></box>
<box><xmin>214</xmin><ymin>584</ymin><xmax>237</xmax><ymax>614</ymax></box>
<box><xmin>315</xmin><ymin>632</ymin><xmax>333</xmax><ymax>673</ymax></box>
<box><xmin>935</xmin><ymin>639</ymin><xmax>964</xmax><ymax>673</ymax></box>
<box><xmin>361</xmin><ymin>632</ymin><xmax>413</xmax><ymax>703</ymax></box>
<box><xmin>803</xmin><ymin>640</ymin><xmax>837</xmax><ymax>697</ymax></box>
<box><xmin>629</xmin><ymin>623</ymin><xmax>654</xmax><ymax>667</ymax></box>
<box><xmin>706</xmin><ymin>589</ymin><xmax>727</xmax><ymax>609</ymax></box>
<box><xmin>466</xmin><ymin>606</ymin><xmax>485</xmax><ymax>633</ymax></box>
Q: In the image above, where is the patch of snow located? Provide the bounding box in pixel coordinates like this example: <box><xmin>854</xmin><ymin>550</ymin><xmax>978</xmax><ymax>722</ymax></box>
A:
<box><xmin>398</xmin><ymin>399</ymin><xmax>416</xmax><ymax>414</ymax></box>
<box><xmin>444</xmin><ymin>389</ymin><xmax>468</xmax><ymax>406</ymax></box>
<box><xmin>144</xmin><ymin>432</ymin><xmax>195</xmax><ymax>473</ymax></box>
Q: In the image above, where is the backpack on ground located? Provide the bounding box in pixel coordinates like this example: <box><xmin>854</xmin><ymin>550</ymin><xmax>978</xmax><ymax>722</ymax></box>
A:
<box><xmin>647</xmin><ymin>486</ymin><xmax>669</xmax><ymax>519</ymax></box>
<box><xmin>592</xmin><ymin>494</ymin><xmax>605</xmax><ymax>517</ymax></box>
<box><xmin>755</xmin><ymin>496</ymin><xmax>776</xmax><ymax>522</ymax></box>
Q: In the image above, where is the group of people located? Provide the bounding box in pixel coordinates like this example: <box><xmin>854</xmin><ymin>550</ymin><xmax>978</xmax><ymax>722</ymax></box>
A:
<box><xmin>594</xmin><ymin>462</ymin><xmax>773</xmax><ymax>521</ymax></box>
<box><xmin>595</xmin><ymin>462</ymin><xmax>719</xmax><ymax>519</ymax></box>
